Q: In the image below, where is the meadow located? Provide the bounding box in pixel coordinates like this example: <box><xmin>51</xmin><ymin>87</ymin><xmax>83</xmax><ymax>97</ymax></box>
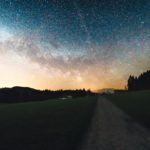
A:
<box><xmin>0</xmin><ymin>96</ymin><xmax>97</xmax><ymax>150</ymax></box>
<box><xmin>107</xmin><ymin>91</ymin><xmax>150</xmax><ymax>129</ymax></box>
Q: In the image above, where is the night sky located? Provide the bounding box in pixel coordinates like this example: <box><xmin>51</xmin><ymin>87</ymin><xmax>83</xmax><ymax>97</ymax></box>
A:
<box><xmin>0</xmin><ymin>0</ymin><xmax>150</xmax><ymax>90</ymax></box>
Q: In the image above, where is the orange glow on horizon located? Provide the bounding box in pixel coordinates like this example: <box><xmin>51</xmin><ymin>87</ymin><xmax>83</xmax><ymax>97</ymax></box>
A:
<box><xmin>0</xmin><ymin>51</ymin><xmax>126</xmax><ymax>91</ymax></box>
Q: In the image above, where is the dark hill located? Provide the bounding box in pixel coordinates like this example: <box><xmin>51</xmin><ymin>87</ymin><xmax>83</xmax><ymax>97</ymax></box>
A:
<box><xmin>0</xmin><ymin>86</ymin><xmax>94</xmax><ymax>103</ymax></box>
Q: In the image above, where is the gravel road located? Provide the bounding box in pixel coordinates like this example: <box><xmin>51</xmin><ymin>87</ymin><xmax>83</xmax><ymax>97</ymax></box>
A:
<box><xmin>79</xmin><ymin>96</ymin><xmax>150</xmax><ymax>150</ymax></box>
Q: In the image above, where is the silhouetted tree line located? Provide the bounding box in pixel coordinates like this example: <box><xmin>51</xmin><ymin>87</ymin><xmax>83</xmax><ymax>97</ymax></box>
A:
<box><xmin>128</xmin><ymin>70</ymin><xmax>150</xmax><ymax>91</ymax></box>
<box><xmin>0</xmin><ymin>86</ymin><xmax>95</xmax><ymax>103</ymax></box>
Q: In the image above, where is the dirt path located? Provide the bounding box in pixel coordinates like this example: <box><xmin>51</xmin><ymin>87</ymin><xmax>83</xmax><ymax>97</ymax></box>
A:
<box><xmin>79</xmin><ymin>96</ymin><xmax>150</xmax><ymax>150</ymax></box>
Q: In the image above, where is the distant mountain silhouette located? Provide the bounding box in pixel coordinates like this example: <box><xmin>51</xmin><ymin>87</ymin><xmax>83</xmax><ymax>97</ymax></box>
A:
<box><xmin>128</xmin><ymin>70</ymin><xmax>150</xmax><ymax>91</ymax></box>
<box><xmin>96</xmin><ymin>88</ymin><xmax>115</xmax><ymax>94</ymax></box>
<box><xmin>96</xmin><ymin>88</ymin><xmax>126</xmax><ymax>94</ymax></box>
<box><xmin>0</xmin><ymin>86</ymin><xmax>94</xmax><ymax>103</ymax></box>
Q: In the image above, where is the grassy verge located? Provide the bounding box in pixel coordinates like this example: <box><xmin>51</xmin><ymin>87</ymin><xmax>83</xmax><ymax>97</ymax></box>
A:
<box><xmin>0</xmin><ymin>96</ymin><xmax>97</xmax><ymax>150</ymax></box>
<box><xmin>106</xmin><ymin>91</ymin><xmax>150</xmax><ymax>129</ymax></box>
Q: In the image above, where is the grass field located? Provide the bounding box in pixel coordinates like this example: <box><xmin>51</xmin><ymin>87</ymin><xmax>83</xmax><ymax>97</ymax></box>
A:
<box><xmin>0</xmin><ymin>96</ymin><xmax>97</xmax><ymax>150</ymax></box>
<box><xmin>106</xmin><ymin>91</ymin><xmax>150</xmax><ymax>129</ymax></box>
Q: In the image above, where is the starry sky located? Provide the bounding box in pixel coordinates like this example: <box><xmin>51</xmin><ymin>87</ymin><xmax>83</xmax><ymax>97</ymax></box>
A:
<box><xmin>0</xmin><ymin>0</ymin><xmax>150</xmax><ymax>91</ymax></box>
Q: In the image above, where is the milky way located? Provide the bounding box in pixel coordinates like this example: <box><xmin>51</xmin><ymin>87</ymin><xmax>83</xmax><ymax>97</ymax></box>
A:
<box><xmin>0</xmin><ymin>0</ymin><xmax>150</xmax><ymax>90</ymax></box>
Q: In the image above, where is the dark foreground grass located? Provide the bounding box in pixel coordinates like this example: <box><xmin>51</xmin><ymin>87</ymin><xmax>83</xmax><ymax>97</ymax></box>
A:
<box><xmin>106</xmin><ymin>91</ymin><xmax>150</xmax><ymax>129</ymax></box>
<box><xmin>0</xmin><ymin>96</ymin><xmax>97</xmax><ymax>150</ymax></box>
